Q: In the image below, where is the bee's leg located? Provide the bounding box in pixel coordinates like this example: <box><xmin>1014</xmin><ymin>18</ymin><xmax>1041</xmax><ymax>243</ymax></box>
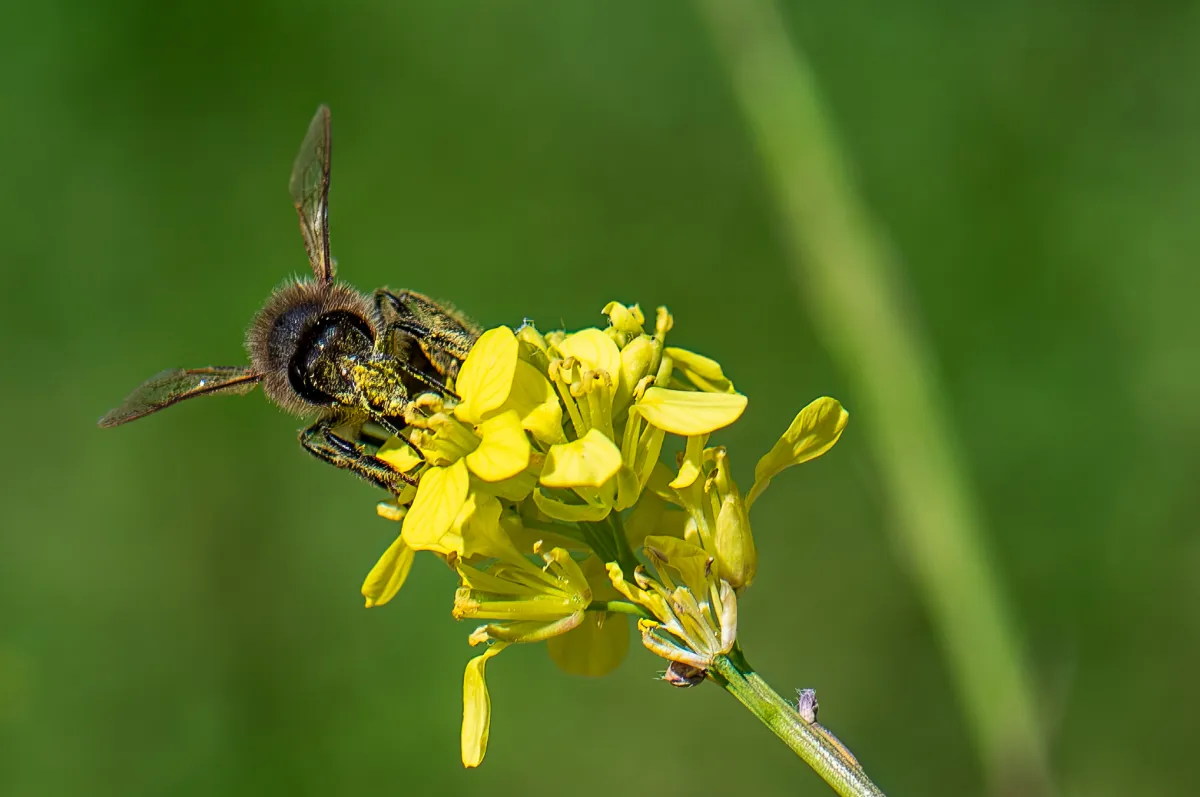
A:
<box><xmin>299</xmin><ymin>419</ymin><xmax>418</xmax><ymax>492</ymax></box>
<box><xmin>374</xmin><ymin>289</ymin><xmax>480</xmax><ymax>382</ymax></box>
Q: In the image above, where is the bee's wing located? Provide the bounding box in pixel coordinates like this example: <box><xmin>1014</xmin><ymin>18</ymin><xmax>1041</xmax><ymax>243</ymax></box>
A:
<box><xmin>289</xmin><ymin>105</ymin><xmax>334</xmax><ymax>284</ymax></box>
<box><xmin>99</xmin><ymin>367</ymin><xmax>262</xmax><ymax>428</ymax></box>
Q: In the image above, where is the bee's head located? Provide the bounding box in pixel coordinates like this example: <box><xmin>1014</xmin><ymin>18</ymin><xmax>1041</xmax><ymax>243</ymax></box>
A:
<box><xmin>246</xmin><ymin>279</ymin><xmax>378</xmax><ymax>415</ymax></box>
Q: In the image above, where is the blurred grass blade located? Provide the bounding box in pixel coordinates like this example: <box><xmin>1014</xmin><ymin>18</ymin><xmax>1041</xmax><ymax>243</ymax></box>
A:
<box><xmin>694</xmin><ymin>0</ymin><xmax>1054</xmax><ymax>792</ymax></box>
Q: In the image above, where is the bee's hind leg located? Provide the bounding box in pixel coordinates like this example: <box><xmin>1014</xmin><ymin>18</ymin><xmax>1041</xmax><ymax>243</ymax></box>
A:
<box><xmin>299</xmin><ymin>418</ymin><xmax>417</xmax><ymax>493</ymax></box>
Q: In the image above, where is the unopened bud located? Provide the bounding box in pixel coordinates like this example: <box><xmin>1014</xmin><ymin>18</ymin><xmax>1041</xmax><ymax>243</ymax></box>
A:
<box><xmin>603</xmin><ymin>301</ymin><xmax>646</xmax><ymax>335</ymax></box>
<box><xmin>613</xmin><ymin>335</ymin><xmax>661</xmax><ymax>413</ymax></box>
<box><xmin>711</xmin><ymin>449</ymin><xmax>756</xmax><ymax>589</ymax></box>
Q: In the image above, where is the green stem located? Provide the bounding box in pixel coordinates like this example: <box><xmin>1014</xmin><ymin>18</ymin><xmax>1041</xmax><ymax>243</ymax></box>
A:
<box><xmin>605</xmin><ymin>511</ymin><xmax>641</xmax><ymax>574</ymax></box>
<box><xmin>586</xmin><ymin>599</ymin><xmax>653</xmax><ymax>619</ymax></box>
<box><xmin>578</xmin><ymin>520</ymin><xmax>619</xmax><ymax>564</ymax></box>
<box><xmin>694</xmin><ymin>0</ymin><xmax>1053</xmax><ymax>791</ymax></box>
<box><xmin>711</xmin><ymin>652</ymin><xmax>885</xmax><ymax>797</ymax></box>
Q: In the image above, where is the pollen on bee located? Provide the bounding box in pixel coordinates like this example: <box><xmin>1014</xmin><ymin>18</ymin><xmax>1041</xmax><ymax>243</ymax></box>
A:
<box><xmin>376</xmin><ymin>500</ymin><xmax>407</xmax><ymax>522</ymax></box>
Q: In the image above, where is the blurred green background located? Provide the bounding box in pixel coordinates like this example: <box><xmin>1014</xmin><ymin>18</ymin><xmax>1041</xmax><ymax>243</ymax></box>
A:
<box><xmin>2</xmin><ymin>2</ymin><xmax>1198</xmax><ymax>795</ymax></box>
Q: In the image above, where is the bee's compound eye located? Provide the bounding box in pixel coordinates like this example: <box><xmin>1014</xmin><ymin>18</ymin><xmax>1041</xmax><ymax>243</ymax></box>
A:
<box><xmin>266</xmin><ymin>301</ymin><xmax>322</xmax><ymax>369</ymax></box>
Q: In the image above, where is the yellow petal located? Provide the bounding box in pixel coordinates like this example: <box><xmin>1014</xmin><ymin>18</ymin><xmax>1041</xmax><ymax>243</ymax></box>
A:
<box><xmin>502</xmin><ymin>360</ymin><xmax>564</xmax><ymax>444</ymax></box>
<box><xmin>632</xmin><ymin>388</ymin><xmax>747</xmax><ymax>435</ymax></box>
<box><xmin>461</xmin><ymin>642</ymin><xmax>508</xmax><ymax>768</ymax></box>
<box><xmin>465</xmin><ymin>410</ymin><xmax>530</xmax><ymax>482</ymax></box>
<box><xmin>361</xmin><ymin>534</ymin><xmax>415</xmax><ymax>608</ymax></box>
<box><xmin>554</xmin><ymin>328</ymin><xmax>621</xmax><ymax>396</ymax></box>
<box><xmin>669</xmin><ymin>434</ymin><xmax>708</xmax><ymax>489</ymax></box>
<box><xmin>612</xmin><ymin>465</ymin><xmax>642</xmax><ymax>512</ymax></box>
<box><xmin>643</xmin><ymin>535</ymin><xmax>712</xmax><ymax>599</ymax></box>
<box><xmin>605</xmin><ymin>561</ymin><xmax>671</xmax><ymax>622</ymax></box>
<box><xmin>401</xmin><ymin>459</ymin><xmax>469</xmax><ymax>555</ymax></box>
<box><xmin>547</xmin><ymin>611</ymin><xmax>630</xmax><ymax>677</ymax></box>
<box><xmin>457</xmin><ymin>493</ymin><xmax>524</xmax><ymax>563</ymax></box>
<box><xmin>472</xmin><ymin>466</ymin><xmax>538</xmax><ymax>503</ymax></box>
<box><xmin>454</xmin><ymin>326</ymin><xmax>518</xmax><ymax>424</ymax></box>
<box><xmin>476</xmin><ymin>614</ymin><xmax>584</xmax><ymax>644</ymax></box>
<box><xmin>540</xmin><ymin>428</ymin><xmax>622</xmax><ymax>489</ymax></box>
<box><xmin>746</xmin><ymin>397</ymin><xmax>849</xmax><ymax>508</ymax></box>
<box><xmin>664</xmin><ymin>347</ymin><xmax>736</xmax><ymax>393</ymax></box>
<box><xmin>532</xmin><ymin>487</ymin><xmax>612</xmax><ymax>522</ymax></box>
<box><xmin>375</xmin><ymin>435</ymin><xmax>424</xmax><ymax>473</ymax></box>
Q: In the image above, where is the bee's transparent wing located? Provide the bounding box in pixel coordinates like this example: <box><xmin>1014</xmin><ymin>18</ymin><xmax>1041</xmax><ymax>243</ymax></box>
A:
<box><xmin>289</xmin><ymin>105</ymin><xmax>334</xmax><ymax>284</ymax></box>
<box><xmin>99</xmin><ymin>367</ymin><xmax>261</xmax><ymax>427</ymax></box>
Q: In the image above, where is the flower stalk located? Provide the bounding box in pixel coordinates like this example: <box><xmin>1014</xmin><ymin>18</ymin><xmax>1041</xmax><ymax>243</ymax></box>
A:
<box><xmin>709</xmin><ymin>650</ymin><xmax>885</xmax><ymax>797</ymax></box>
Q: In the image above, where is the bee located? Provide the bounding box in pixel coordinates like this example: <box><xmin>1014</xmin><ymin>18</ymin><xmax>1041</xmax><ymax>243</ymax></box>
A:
<box><xmin>99</xmin><ymin>106</ymin><xmax>480</xmax><ymax>492</ymax></box>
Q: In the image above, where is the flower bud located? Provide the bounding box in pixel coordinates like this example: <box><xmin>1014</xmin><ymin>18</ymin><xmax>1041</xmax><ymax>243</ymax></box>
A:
<box><xmin>603</xmin><ymin>301</ymin><xmax>645</xmax><ymax>335</ymax></box>
<box><xmin>614</xmin><ymin>334</ymin><xmax>660</xmax><ymax>414</ymax></box>
<box><xmin>710</xmin><ymin>448</ymin><xmax>756</xmax><ymax>590</ymax></box>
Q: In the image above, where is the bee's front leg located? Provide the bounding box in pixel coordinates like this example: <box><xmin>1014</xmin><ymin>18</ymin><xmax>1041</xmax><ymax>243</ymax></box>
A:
<box><xmin>298</xmin><ymin>418</ymin><xmax>417</xmax><ymax>492</ymax></box>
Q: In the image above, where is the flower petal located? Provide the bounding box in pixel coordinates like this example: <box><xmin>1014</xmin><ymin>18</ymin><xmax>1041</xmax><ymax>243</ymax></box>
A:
<box><xmin>632</xmin><ymin>388</ymin><xmax>747</xmax><ymax>435</ymax></box>
<box><xmin>547</xmin><ymin>611</ymin><xmax>630</xmax><ymax>677</ymax></box>
<box><xmin>669</xmin><ymin>434</ymin><xmax>708</xmax><ymax>489</ymax></box>
<box><xmin>643</xmin><ymin>535</ymin><xmax>712</xmax><ymax>599</ymax></box>
<box><xmin>664</xmin><ymin>346</ymin><xmax>736</xmax><ymax>393</ymax></box>
<box><xmin>472</xmin><ymin>465</ymin><xmax>538</xmax><ymax>503</ymax></box>
<box><xmin>612</xmin><ymin>465</ymin><xmax>642</xmax><ymax>512</ymax></box>
<box><xmin>503</xmin><ymin>360</ymin><xmax>564</xmax><ymax>444</ymax></box>
<box><xmin>532</xmin><ymin>487</ymin><xmax>612</xmax><ymax>522</ymax></box>
<box><xmin>462</xmin><ymin>642</ymin><xmax>508</xmax><ymax>768</ymax></box>
<box><xmin>466</xmin><ymin>410</ymin><xmax>530</xmax><ymax>482</ymax></box>
<box><xmin>361</xmin><ymin>534</ymin><xmax>415</xmax><ymax>608</ymax></box>
<box><xmin>457</xmin><ymin>492</ymin><xmax>524</xmax><ymax>563</ymax></box>
<box><xmin>475</xmin><ymin>614</ymin><xmax>584</xmax><ymax>644</ymax></box>
<box><xmin>540</xmin><ymin>428</ymin><xmax>622</xmax><ymax>489</ymax></box>
<box><xmin>455</xmin><ymin>326</ymin><xmax>518</xmax><ymax>423</ymax></box>
<box><xmin>402</xmin><ymin>459</ymin><xmax>469</xmax><ymax>555</ymax></box>
<box><xmin>746</xmin><ymin>397</ymin><xmax>849</xmax><ymax>508</ymax></box>
<box><xmin>375</xmin><ymin>435</ymin><xmax>424</xmax><ymax>473</ymax></box>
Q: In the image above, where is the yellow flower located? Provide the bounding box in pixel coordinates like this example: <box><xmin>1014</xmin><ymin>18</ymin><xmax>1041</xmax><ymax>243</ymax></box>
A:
<box><xmin>454</xmin><ymin>546</ymin><xmax>592</xmax><ymax>643</ymax></box>
<box><xmin>350</xmin><ymin>298</ymin><xmax>850</xmax><ymax>769</ymax></box>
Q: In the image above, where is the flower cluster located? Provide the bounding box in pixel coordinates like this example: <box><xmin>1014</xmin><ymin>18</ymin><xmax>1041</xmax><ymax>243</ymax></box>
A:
<box><xmin>361</xmin><ymin>302</ymin><xmax>848</xmax><ymax>767</ymax></box>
